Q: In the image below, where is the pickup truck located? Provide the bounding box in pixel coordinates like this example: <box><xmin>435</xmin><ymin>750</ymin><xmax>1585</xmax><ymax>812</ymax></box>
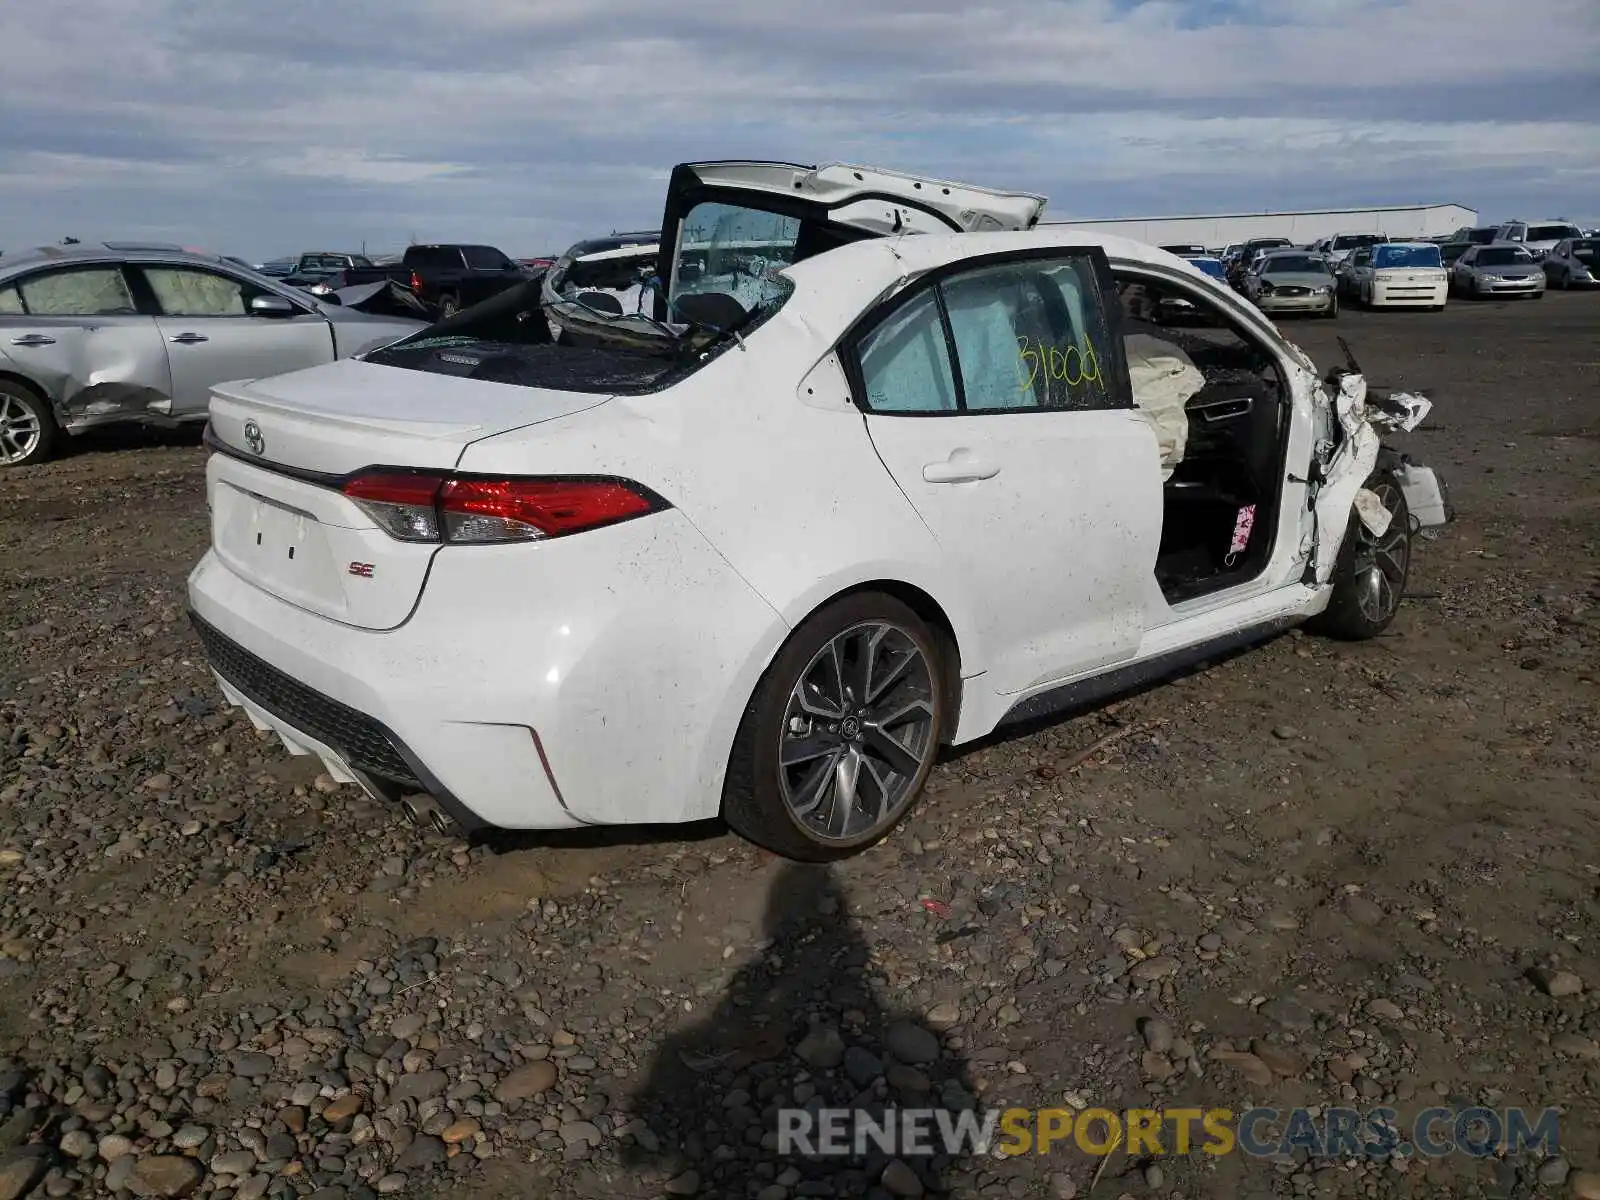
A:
<box><xmin>279</xmin><ymin>251</ymin><xmax>376</xmax><ymax>288</ymax></box>
<box><xmin>325</xmin><ymin>244</ymin><xmax>532</xmax><ymax>317</ymax></box>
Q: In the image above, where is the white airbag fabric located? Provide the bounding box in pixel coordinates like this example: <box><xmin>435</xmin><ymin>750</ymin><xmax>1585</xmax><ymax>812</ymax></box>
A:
<box><xmin>1125</xmin><ymin>333</ymin><xmax>1204</xmax><ymax>479</ymax></box>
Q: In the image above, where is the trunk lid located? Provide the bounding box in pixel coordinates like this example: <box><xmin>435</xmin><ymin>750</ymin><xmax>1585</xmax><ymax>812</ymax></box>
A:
<box><xmin>664</xmin><ymin>160</ymin><xmax>1049</xmax><ymax>236</ymax></box>
<box><xmin>207</xmin><ymin>356</ymin><xmax>608</xmax><ymax>476</ymax></box>
<box><xmin>649</xmin><ymin>160</ymin><xmax>1049</xmax><ymax>326</ymax></box>
<box><xmin>205</xmin><ymin>356</ymin><xmax>610</xmax><ymax>630</ymax></box>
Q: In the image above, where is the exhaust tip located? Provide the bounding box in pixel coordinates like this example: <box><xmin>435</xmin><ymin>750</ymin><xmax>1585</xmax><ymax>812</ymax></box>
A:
<box><xmin>396</xmin><ymin>792</ymin><xmax>460</xmax><ymax>837</ymax></box>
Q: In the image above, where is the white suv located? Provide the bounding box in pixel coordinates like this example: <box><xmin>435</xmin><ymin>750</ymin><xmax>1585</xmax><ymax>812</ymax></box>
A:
<box><xmin>1494</xmin><ymin>219</ymin><xmax>1585</xmax><ymax>260</ymax></box>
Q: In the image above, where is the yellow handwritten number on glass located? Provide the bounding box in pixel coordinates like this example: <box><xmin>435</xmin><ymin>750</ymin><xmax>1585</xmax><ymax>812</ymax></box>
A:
<box><xmin>1017</xmin><ymin>336</ymin><xmax>1101</xmax><ymax>394</ymax></box>
<box><xmin>1017</xmin><ymin>336</ymin><xmax>1040</xmax><ymax>393</ymax></box>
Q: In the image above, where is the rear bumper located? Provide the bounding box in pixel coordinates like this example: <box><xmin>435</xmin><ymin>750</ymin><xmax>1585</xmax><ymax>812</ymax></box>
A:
<box><xmin>186</xmin><ymin>509</ymin><xmax>789</xmax><ymax>830</ymax></box>
<box><xmin>191</xmin><ymin>612</ymin><xmax>494</xmax><ymax>832</ymax></box>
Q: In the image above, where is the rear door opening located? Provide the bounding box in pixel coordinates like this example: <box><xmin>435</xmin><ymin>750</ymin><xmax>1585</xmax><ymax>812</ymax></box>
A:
<box><xmin>1109</xmin><ymin>267</ymin><xmax>1295</xmax><ymax>604</ymax></box>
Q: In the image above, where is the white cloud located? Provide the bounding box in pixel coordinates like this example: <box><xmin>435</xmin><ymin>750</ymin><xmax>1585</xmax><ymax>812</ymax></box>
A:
<box><xmin>0</xmin><ymin>0</ymin><xmax>1595</xmax><ymax>257</ymax></box>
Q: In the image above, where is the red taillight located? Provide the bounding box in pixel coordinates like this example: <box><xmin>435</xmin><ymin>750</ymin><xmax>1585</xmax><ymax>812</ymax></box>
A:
<box><xmin>440</xmin><ymin>478</ymin><xmax>657</xmax><ymax>542</ymax></box>
<box><xmin>409</xmin><ymin>270</ymin><xmax>424</xmax><ymax>293</ymax></box>
<box><xmin>340</xmin><ymin>472</ymin><xmax>663</xmax><ymax>544</ymax></box>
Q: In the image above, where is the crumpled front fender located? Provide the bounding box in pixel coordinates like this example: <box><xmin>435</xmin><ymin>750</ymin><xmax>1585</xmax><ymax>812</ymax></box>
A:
<box><xmin>1310</xmin><ymin>374</ymin><xmax>1440</xmax><ymax>583</ymax></box>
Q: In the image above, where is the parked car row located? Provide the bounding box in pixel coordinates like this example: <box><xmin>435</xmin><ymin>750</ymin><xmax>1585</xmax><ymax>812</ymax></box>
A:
<box><xmin>1163</xmin><ymin>240</ymin><xmax>1451</xmax><ymax>316</ymax></box>
<box><xmin>254</xmin><ymin>244</ymin><xmax>554</xmax><ymax>319</ymax></box>
<box><xmin>7</xmin><ymin>206</ymin><xmax>1590</xmax><ymax>468</ymax></box>
<box><xmin>306</xmin><ymin>243</ymin><xmax>536</xmax><ymax>318</ymax></box>
<box><xmin>1160</xmin><ymin>225</ymin><xmax>1600</xmax><ymax>318</ymax></box>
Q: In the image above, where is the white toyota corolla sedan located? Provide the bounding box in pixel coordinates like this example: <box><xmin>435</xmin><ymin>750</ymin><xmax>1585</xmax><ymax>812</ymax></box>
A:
<box><xmin>188</xmin><ymin>160</ymin><xmax>1452</xmax><ymax>861</ymax></box>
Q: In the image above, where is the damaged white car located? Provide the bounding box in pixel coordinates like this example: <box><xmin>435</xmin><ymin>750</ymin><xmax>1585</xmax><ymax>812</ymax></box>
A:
<box><xmin>187</xmin><ymin>159</ymin><xmax>1452</xmax><ymax>861</ymax></box>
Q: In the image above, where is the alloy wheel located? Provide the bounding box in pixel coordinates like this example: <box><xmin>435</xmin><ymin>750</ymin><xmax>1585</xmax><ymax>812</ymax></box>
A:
<box><xmin>0</xmin><ymin>394</ymin><xmax>43</xmax><ymax>465</ymax></box>
<box><xmin>1353</xmin><ymin>482</ymin><xmax>1409</xmax><ymax>625</ymax></box>
<box><xmin>777</xmin><ymin>621</ymin><xmax>937</xmax><ymax>843</ymax></box>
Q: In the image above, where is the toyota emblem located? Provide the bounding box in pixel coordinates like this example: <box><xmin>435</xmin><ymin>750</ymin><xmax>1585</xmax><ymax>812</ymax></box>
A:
<box><xmin>243</xmin><ymin>420</ymin><xmax>265</xmax><ymax>456</ymax></box>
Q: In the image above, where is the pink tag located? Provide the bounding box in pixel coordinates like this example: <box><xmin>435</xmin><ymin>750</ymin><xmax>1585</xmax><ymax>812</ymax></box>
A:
<box><xmin>1229</xmin><ymin>505</ymin><xmax>1256</xmax><ymax>556</ymax></box>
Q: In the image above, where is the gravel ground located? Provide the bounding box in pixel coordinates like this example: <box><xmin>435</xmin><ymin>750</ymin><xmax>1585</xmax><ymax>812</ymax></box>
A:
<box><xmin>1</xmin><ymin>293</ymin><xmax>1597</xmax><ymax>1200</ymax></box>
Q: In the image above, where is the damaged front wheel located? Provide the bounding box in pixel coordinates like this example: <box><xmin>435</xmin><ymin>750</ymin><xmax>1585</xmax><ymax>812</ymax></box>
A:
<box><xmin>1307</xmin><ymin>470</ymin><xmax>1412</xmax><ymax>641</ymax></box>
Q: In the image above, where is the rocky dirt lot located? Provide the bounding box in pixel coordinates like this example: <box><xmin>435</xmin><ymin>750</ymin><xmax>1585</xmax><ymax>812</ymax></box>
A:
<box><xmin>1</xmin><ymin>294</ymin><xmax>1597</xmax><ymax>1200</ymax></box>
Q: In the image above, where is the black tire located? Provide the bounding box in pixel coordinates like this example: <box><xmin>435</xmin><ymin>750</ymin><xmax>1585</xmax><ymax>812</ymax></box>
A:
<box><xmin>1320</xmin><ymin>296</ymin><xmax>1339</xmax><ymax>319</ymax></box>
<box><xmin>0</xmin><ymin>379</ymin><xmax>59</xmax><ymax>468</ymax></box>
<box><xmin>723</xmin><ymin>592</ymin><xmax>949</xmax><ymax>861</ymax></box>
<box><xmin>1307</xmin><ymin>471</ymin><xmax>1412</xmax><ymax>641</ymax></box>
<box><xmin>438</xmin><ymin>294</ymin><xmax>460</xmax><ymax>319</ymax></box>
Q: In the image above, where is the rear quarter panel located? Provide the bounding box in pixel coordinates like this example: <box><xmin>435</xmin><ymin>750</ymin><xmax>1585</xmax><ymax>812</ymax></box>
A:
<box><xmin>452</xmin><ymin>307</ymin><xmax>976</xmax><ymax>663</ymax></box>
<box><xmin>453</xmin><ymin>306</ymin><xmax>985</xmax><ymax>798</ymax></box>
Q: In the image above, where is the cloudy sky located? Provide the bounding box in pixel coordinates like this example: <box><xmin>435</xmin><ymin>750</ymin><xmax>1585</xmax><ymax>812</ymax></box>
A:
<box><xmin>2</xmin><ymin>0</ymin><xmax>1597</xmax><ymax>260</ymax></box>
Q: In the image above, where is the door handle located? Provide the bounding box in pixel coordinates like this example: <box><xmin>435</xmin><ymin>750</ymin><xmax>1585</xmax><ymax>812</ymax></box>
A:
<box><xmin>922</xmin><ymin>457</ymin><xmax>1000</xmax><ymax>484</ymax></box>
<box><xmin>10</xmin><ymin>334</ymin><xmax>55</xmax><ymax>347</ymax></box>
<box><xmin>168</xmin><ymin>332</ymin><xmax>209</xmax><ymax>344</ymax></box>
<box><xmin>1191</xmin><ymin>396</ymin><xmax>1254</xmax><ymax>422</ymax></box>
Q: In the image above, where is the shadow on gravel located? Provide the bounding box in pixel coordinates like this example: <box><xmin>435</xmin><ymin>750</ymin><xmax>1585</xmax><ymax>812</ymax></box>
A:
<box><xmin>622</xmin><ymin>862</ymin><xmax>978</xmax><ymax>1197</ymax></box>
<box><xmin>57</xmin><ymin>423</ymin><xmax>204</xmax><ymax>459</ymax></box>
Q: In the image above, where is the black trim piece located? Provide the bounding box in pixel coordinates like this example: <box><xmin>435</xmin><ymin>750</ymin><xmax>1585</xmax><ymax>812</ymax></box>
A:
<box><xmin>931</xmin><ymin>286</ymin><xmax>967</xmax><ymax>411</ymax></box>
<box><xmin>996</xmin><ymin>614</ymin><xmax>1302</xmax><ymax>728</ymax></box>
<box><xmin>188</xmin><ymin>611</ymin><xmax>491</xmax><ymax>834</ymax></box>
<box><xmin>120</xmin><ymin>263</ymin><xmax>162</xmax><ymax>317</ymax></box>
<box><xmin>203</xmin><ymin>422</ymin><xmax>349</xmax><ymax>488</ymax></box>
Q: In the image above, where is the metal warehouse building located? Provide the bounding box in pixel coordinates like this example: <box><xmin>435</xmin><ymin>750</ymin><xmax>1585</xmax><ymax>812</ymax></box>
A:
<box><xmin>1040</xmin><ymin>203</ymin><xmax>1477</xmax><ymax>247</ymax></box>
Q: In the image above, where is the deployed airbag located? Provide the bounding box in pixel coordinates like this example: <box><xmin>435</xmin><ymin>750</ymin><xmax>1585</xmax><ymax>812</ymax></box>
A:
<box><xmin>1125</xmin><ymin>333</ymin><xmax>1204</xmax><ymax>479</ymax></box>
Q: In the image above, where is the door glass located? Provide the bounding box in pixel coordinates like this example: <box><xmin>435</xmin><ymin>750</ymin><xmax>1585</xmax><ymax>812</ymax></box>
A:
<box><xmin>943</xmin><ymin>259</ymin><xmax>1115</xmax><ymax>412</ymax></box>
<box><xmin>143</xmin><ymin>268</ymin><xmax>253</xmax><ymax>317</ymax></box>
<box><xmin>857</xmin><ymin>289</ymin><xmax>958</xmax><ymax>413</ymax></box>
<box><xmin>406</xmin><ymin>246</ymin><xmax>463</xmax><ymax>269</ymax></box>
<box><xmin>17</xmin><ymin>268</ymin><xmax>137</xmax><ymax>316</ymax></box>
<box><xmin>1033</xmin><ymin>260</ymin><xmax>1118</xmax><ymax>411</ymax></box>
<box><xmin>942</xmin><ymin>264</ymin><xmax>1045</xmax><ymax>411</ymax></box>
<box><xmin>0</xmin><ymin>287</ymin><xmax>20</xmax><ymax>315</ymax></box>
<box><xmin>671</xmin><ymin>201</ymin><xmax>801</xmax><ymax>313</ymax></box>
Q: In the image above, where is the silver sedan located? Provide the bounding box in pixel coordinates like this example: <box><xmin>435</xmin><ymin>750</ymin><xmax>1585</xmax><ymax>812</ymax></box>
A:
<box><xmin>1241</xmin><ymin>251</ymin><xmax>1340</xmax><ymax>317</ymax></box>
<box><xmin>1450</xmin><ymin>243</ymin><xmax>1547</xmax><ymax>300</ymax></box>
<box><xmin>0</xmin><ymin>243</ymin><xmax>426</xmax><ymax>467</ymax></box>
